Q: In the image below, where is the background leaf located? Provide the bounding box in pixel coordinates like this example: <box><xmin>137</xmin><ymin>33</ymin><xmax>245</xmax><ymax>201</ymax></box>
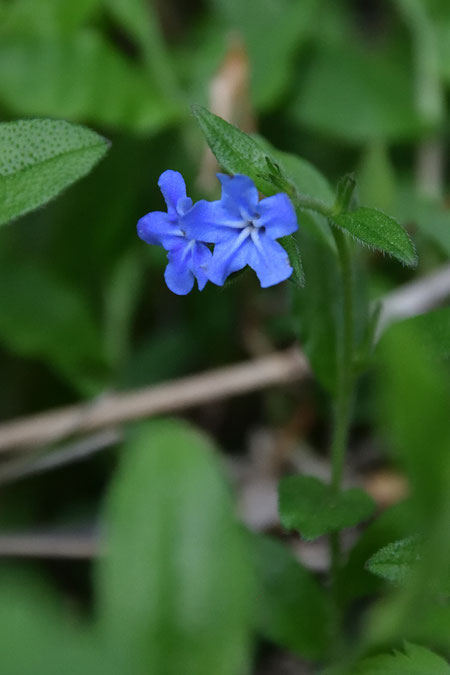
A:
<box><xmin>351</xmin><ymin>643</ymin><xmax>450</xmax><ymax>674</ymax></box>
<box><xmin>252</xmin><ymin>533</ymin><xmax>330</xmax><ymax>661</ymax></box>
<box><xmin>0</xmin><ymin>118</ymin><xmax>109</xmax><ymax>225</ymax></box>
<box><xmin>97</xmin><ymin>419</ymin><xmax>254</xmax><ymax>675</ymax></box>
<box><xmin>293</xmin><ymin>44</ymin><xmax>423</xmax><ymax>143</ymax></box>
<box><xmin>366</xmin><ymin>536</ymin><xmax>422</xmax><ymax>587</ymax></box>
<box><xmin>0</xmin><ymin>259</ymin><xmax>108</xmax><ymax>393</ymax></box>
<box><xmin>278</xmin><ymin>474</ymin><xmax>375</xmax><ymax>540</ymax></box>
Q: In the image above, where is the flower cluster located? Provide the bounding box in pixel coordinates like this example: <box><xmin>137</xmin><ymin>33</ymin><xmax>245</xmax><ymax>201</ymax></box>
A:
<box><xmin>137</xmin><ymin>170</ymin><xmax>298</xmax><ymax>295</ymax></box>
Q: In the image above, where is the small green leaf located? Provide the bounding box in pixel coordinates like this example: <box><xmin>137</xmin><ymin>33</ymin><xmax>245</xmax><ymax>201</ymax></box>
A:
<box><xmin>98</xmin><ymin>419</ymin><xmax>254</xmax><ymax>675</ymax></box>
<box><xmin>332</xmin><ymin>207</ymin><xmax>417</xmax><ymax>267</ymax></box>
<box><xmin>0</xmin><ymin>118</ymin><xmax>109</xmax><ymax>225</ymax></box>
<box><xmin>252</xmin><ymin>533</ymin><xmax>331</xmax><ymax>660</ymax></box>
<box><xmin>366</xmin><ymin>536</ymin><xmax>422</xmax><ymax>586</ymax></box>
<box><xmin>279</xmin><ymin>234</ymin><xmax>305</xmax><ymax>288</ymax></box>
<box><xmin>278</xmin><ymin>475</ymin><xmax>376</xmax><ymax>540</ymax></box>
<box><xmin>351</xmin><ymin>642</ymin><xmax>450</xmax><ymax>674</ymax></box>
<box><xmin>191</xmin><ymin>105</ymin><xmax>292</xmax><ymax>196</ymax></box>
<box><xmin>334</xmin><ymin>173</ymin><xmax>356</xmax><ymax>214</ymax></box>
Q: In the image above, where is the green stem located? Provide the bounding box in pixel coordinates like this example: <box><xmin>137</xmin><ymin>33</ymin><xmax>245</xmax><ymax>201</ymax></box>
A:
<box><xmin>328</xmin><ymin>226</ymin><xmax>356</xmax><ymax>651</ymax></box>
<box><xmin>291</xmin><ymin>192</ymin><xmax>333</xmax><ymax>218</ymax></box>
<box><xmin>330</xmin><ymin>228</ymin><xmax>354</xmax><ymax>494</ymax></box>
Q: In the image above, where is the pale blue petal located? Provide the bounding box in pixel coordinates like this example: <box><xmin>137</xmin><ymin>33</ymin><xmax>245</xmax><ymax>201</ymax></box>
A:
<box><xmin>137</xmin><ymin>211</ymin><xmax>176</xmax><ymax>246</ymax></box>
<box><xmin>208</xmin><ymin>234</ymin><xmax>253</xmax><ymax>286</ymax></box>
<box><xmin>182</xmin><ymin>200</ymin><xmax>237</xmax><ymax>244</ymax></box>
<box><xmin>217</xmin><ymin>174</ymin><xmax>259</xmax><ymax>219</ymax></box>
<box><xmin>257</xmin><ymin>193</ymin><xmax>298</xmax><ymax>239</ymax></box>
<box><xmin>158</xmin><ymin>170</ymin><xmax>187</xmax><ymax>215</ymax></box>
<box><xmin>192</xmin><ymin>242</ymin><xmax>212</xmax><ymax>291</ymax></box>
<box><xmin>247</xmin><ymin>232</ymin><xmax>293</xmax><ymax>287</ymax></box>
<box><xmin>164</xmin><ymin>245</ymin><xmax>195</xmax><ymax>295</ymax></box>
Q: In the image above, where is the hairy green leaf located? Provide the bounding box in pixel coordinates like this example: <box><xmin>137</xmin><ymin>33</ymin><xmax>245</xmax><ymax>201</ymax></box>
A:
<box><xmin>192</xmin><ymin>105</ymin><xmax>291</xmax><ymax>196</ymax></box>
<box><xmin>252</xmin><ymin>533</ymin><xmax>330</xmax><ymax>660</ymax></box>
<box><xmin>279</xmin><ymin>234</ymin><xmax>305</xmax><ymax>287</ymax></box>
<box><xmin>0</xmin><ymin>118</ymin><xmax>109</xmax><ymax>225</ymax></box>
<box><xmin>98</xmin><ymin>419</ymin><xmax>254</xmax><ymax>675</ymax></box>
<box><xmin>332</xmin><ymin>207</ymin><xmax>417</xmax><ymax>267</ymax></box>
<box><xmin>352</xmin><ymin>642</ymin><xmax>450</xmax><ymax>674</ymax></box>
<box><xmin>366</xmin><ymin>536</ymin><xmax>422</xmax><ymax>586</ymax></box>
<box><xmin>278</xmin><ymin>475</ymin><xmax>376</xmax><ymax>540</ymax></box>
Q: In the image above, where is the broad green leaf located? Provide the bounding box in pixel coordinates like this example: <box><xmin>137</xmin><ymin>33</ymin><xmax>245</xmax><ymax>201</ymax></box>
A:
<box><xmin>278</xmin><ymin>475</ymin><xmax>375</xmax><ymax>540</ymax></box>
<box><xmin>332</xmin><ymin>207</ymin><xmax>417</xmax><ymax>267</ymax></box>
<box><xmin>252</xmin><ymin>533</ymin><xmax>330</xmax><ymax>660</ymax></box>
<box><xmin>352</xmin><ymin>643</ymin><xmax>450</xmax><ymax>674</ymax></box>
<box><xmin>0</xmin><ymin>259</ymin><xmax>108</xmax><ymax>393</ymax></box>
<box><xmin>293</xmin><ymin>44</ymin><xmax>423</xmax><ymax>143</ymax></box>
<box><xmin>0</xmin><ymin>118</ymin><xmax>109</xmax><ymax>225</ymax></box>
<box><xmin>97</xmin><ymin>419</ymin><xmax>254</xmax><ymax>675</ymax></box>
<box><xmin>0</xmin><ymin>30</ymin><xmax>178</xmax><ymax>133</ymax></box>
<box><xmin>192</xmin><ymin>105</ymin><xmax>291</xmax><ymax>196</ymax></box>
<box><xmin>366</xmin><ymin>536</ymin><xmax>422</xmax><ymax>586</ymax></box>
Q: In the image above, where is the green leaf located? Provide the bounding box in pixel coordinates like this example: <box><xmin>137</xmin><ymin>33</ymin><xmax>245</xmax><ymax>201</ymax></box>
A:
<box><xmin>338</xmin><ymin>500</ymin><xmax>414</xmax><ymax>606</ymax></box>
<box><xmin>352</xmin><ymin>643</ymin><xmax>450</xmax><ymax>674</ymax></box>
<box><xmin>278</xmin><ymin>475</ymin><xmax>376</xmax><ymax>540</ymax></box>
<box><xmin>395</xmin><ymin>187</ymin><xmax>450</xmax><ymax>257</ymax></box>
<box><xmin>279</xmin><ymin>234</ymin><xmax>304</xmax><ymax>288</ymax></box>
<box><xmin>293</xmin><ymin>44</ymin><xmax>423</xmax><ymax>143</ymax></box>
<box><xmin>97</xmin><ymin>419</ymin><xmax>254</xmax><ymax>675</ymax></box>
<box><xmin>252</xmin><ymin>533</ymin><xmax>330</xmax><ymax>660</ymax></box>
<box><xmin>366</xmin><ymin>536</ymin><xmax>422</xmax><ymax>586</ymax></box>
<box><xmin>290</xmin><ymin>229</ymin><xmax>340</xmax><ymax>391</ymax></box>
<box><xmin>332</xmin><ymin>207</ymin><xmax>417</xmax><ymax>267</ymax></box>
<box><xmin>254</xmin><ymin>136</ymin><xmax>336</xmax><ymax>249</ymax></box>
<box><xmin>0</xmin><ymin>259</ymin><xmax>108</xmax><ymax>393</ymax></box>
<box><xmin>0</xmin><ymin>118</ymin><xmax>109</xmax><ymax>225</ymax></box>
<box><xmin>192</xmin><ymin>105</ymin><xmax>292</xmax><ymax>196</ymax></box>
<box><xmin>0</xmin><ymin>31</ymin><xmax>178</xmax><ymax>133</ymax></box>
<box><xmin>0</xmin><ymin>569</ymin><xmax>106</xmax><ymax>675</ymax></box>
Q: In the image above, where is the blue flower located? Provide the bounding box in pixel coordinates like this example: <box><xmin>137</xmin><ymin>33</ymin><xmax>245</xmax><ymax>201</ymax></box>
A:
<box><xmin>184</xmin><ymin>174</ymin><xmax>298</xmax><ymax>288</ymax></box>
<box><xmin>137</xmin><ymin>170</ymin><xmax>215</xmax><ymax>295</ymax></box>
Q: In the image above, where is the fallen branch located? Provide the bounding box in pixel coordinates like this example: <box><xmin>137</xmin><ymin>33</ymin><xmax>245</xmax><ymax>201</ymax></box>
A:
<box><xmin>0</xmin><ymin>347</ymin><xmax>309</xmax><ymax>453</ymax></box>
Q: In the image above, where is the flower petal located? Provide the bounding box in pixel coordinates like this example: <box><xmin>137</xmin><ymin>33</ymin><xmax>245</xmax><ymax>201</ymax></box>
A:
<box><xmin>192</xmin><ymin>242</ymin><xmax>212</xmax><ymax>291</ymax></box>
<box><xmin>182</xmin><ymin>200</ymin><xmax>236</xmax><ymax>244</ymax></box>
<box><xmin>257</xmin><ymin>193</ymin><xmax>298</xmax><ymax>239</ymax></box>
<box><xmin>208</xmin><ymin>233</ymin><xmax>253</xmax><ymax>286</ymax></box>
<box><xmin>164</xmin><ymin>245</ymin><xmax>195</xmax><ymax>295</ymax></box>
<box><xmin>137</xmin><ymin>211</ymin><xmax>178</xmax><ymax>247</ymax></box>
<box><xmin>247</xmin><ymin>231</ymin><xmax>293</xmax><ymax>287</ymax></box>
<box><xmin>158</xmin><ymin>170</ymin><xmax>187</xmax><ymax>215</ymax></box>
<box><xmin>217</xmin><ymin>174</ymin><xmax>259</xmax><ymax>219</ymax></box>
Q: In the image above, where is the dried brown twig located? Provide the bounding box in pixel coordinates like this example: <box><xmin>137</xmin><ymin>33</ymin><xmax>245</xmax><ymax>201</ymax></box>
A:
<box><xmin>0</xmin><ymin>347</ymin><xmax>310</xmax><ymax>454</ymax></box>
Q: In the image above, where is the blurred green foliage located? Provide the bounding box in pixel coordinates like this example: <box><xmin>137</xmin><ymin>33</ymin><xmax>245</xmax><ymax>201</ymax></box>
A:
<box><xmin>0</xmin><ymin>0</ymin><xmax>450</xmax><ymax>672</ymax></box>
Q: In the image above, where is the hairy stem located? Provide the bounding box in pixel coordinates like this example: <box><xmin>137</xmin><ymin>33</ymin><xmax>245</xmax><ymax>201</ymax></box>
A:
<box><xmin>329</xmin><ymin>226</ymin><xmax>355</xmax><ymax>650</ymax></box>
